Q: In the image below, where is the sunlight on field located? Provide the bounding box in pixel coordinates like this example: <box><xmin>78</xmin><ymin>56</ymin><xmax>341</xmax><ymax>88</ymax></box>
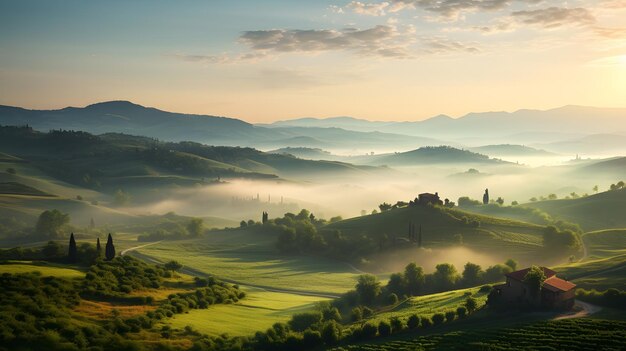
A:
<box><xmin>168</xmin><ymin>288</ymin><xmax>329</xmax><ymax>336</ymax></box>
<box><xmin>0</xmin><ymin>261</ymin><xmax>84</xmax><ymax>278</ymax></box>
<box><xmin>364</xmin><ymin>287</ymin><xmax>489</xmax><ymax>325</ymax></box>
<box><xmin>137</xmin><ymin>234</ymin><xmax>361</xmax><ymax>294</ymax></box>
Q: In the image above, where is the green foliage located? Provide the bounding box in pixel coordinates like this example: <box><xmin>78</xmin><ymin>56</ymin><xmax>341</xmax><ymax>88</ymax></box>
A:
<box><xmin>406</xmin><ymin>314</ymin><xmax>420</xmax><ymax>329</ymax></box>
<box><xmin>356</xmin><ymin>275</ymin><xmax>382</xmax><ymax>305</ymax></box>
<box><xmin>465</xmin><ymin>297</ymin><xmax>478</xmax><ymax>313</ymax></box>
<box><xmin>105</xmin><ymin>233</ymin><xmax>115</xmax><ymax>261</ymax></box>
<box><xmin>164</xmin><ymin>260</ymin><xmax>183</xmax><ymax>271</ymax></box>
<box><xmin>389</xmin><ymin>316</ymin><xmax>404</xmax><ymax>333</ymax></box>
<box><xmin>456</xmin><ymin>306</ymin><xmax>467</xmax><ymax>318</ymax></box>
<box><xmin>288</xmin><ymin>312</ymin><xmax>322</xmax><ymax>332</ymax></box>
<box><xmin>543</xmin><ymin>225</ymin><xmax>582</xmax><ymax>254</ymax></box>
<box><xmin>35</xmin><ymin>209</ymin><xmax>69</xmax><ymax>239</ymax></box>
<box><xmin>445</xmin><ymin>310</ymin><xmax>456</xmax><ymax>322</ymax></box>
<box><xmin>187</xmin><ymin>218</ymin><xmax>204</xmax><ymax>237</ymax></box>
<box><xmin>82</xmin><ymin>256</ymin><xmax>166</xmax><ymax>300</ymax></box>
<box><xmin>431</xmin><ymin>313</ymin><xmax>445</xmax><ymax>325</ymax></box>
<box><xmin>378</xmin><ymin>320</ymin><xmax>391</xmax><ymax>337</ymax></box>
<box><xmin>576</xmin><ymin>288</ymin><xmax>626</xmax><ymax>309</ymax></box>
<box><xmin>68</xmin><ymin>233</ymin><xmax>77</xmax><ymax>263</ymax></box>
<box><xmin>321</xmin><ymin>320</ymin><xmax>341</xmax><ymax>345</ymax></box>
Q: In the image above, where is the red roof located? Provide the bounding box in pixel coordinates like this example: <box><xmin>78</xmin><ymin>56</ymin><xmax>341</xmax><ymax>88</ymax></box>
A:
<box><xmin>543</xmin><ymin>276</ymin><xmax>576</xmax><ymax>292</ymax></box>
<box><xmin>506</xmin><ymin>267</ymin><xmax>556</xmax><ymax>281</ymax></box>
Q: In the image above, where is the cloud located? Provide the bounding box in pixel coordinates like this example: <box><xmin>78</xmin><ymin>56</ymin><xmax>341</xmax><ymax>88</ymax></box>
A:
<box><xmin>511</xmin><ymin>7</ymin><xmax>595</xmax><ymax>28</ymax></box>
<box><xmin>238</xmin><ymin>25</ymin><xmax>416</xmax><ymax>58</ymax></box>
<box><xmin>421</xmin><ymin>36</ymin><xmax>481</xmax><ymax>54</ymax></box>
<box><xmin>347</xmin><ymin>1</ymin><xmax>390</xmax><ymax>16</ymax></box>
<box><xmin>340</xmin><ymin>0</ymin><xmax>544</xmax><ymax>19</ymax></box>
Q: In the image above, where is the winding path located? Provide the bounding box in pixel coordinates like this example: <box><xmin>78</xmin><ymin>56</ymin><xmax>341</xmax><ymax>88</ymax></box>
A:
<box><xmin>554</xmin><ymin>300</ymin><xmax>602</xmax><ymax>320</ymax></box>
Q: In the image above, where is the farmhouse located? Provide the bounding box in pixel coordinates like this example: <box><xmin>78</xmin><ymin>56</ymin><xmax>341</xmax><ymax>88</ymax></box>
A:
<box><xmin>417</xmin><ymin>192</ymin><xmax>444</xmax><ymax>206</ymax></box>
<box><xmin>492</xmin><ymin>267</ymin><xmax>576</xmax><ymax>310</ymax></box>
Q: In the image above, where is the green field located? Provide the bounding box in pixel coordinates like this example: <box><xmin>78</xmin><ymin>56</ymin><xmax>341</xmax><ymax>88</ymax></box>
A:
<box><xmin>331</xmin><ymin>318</ymin><xmax>626</xmax><ymax>351</ymax></box>
<box><xmin>136</xmin><ymin>230</ymin><xmax>362</xmax><ymax>294</ymax></box>
<box><xmin>362</xmin><ymin>287</ymin><xmax>489</xmax><ymax>326</ymax></box>
<box><xmin>169</xmin><ymin>288</ymin><xmax>329</xmax><ymax>336</ymax></box>
<box><xmin>526</xmin><ymin>189</ymin><xmax>626</xmax><ymax>231</ymax></box>
<box><xmin>554</xmin><ymin>229</ymin><xmax>626</xmax><ymax>290</ymax></box>
<box><xmin>0</xmin><ymin>261</ymin><xmax>85</xmax><ymax>278</ymax></box>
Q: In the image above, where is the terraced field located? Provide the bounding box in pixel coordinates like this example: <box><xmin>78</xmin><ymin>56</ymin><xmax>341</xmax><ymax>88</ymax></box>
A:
<box><xmin>332</xmin><ymin>318</ymin><xmax>626</xmax><ymax>351</ymax></box>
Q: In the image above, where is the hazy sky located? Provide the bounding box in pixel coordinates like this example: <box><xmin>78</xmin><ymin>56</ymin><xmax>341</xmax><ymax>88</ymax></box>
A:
<box><xmin>1</xmin><ymin>0</ymin><xmax>625</xmax><ymax>122</ymax></box>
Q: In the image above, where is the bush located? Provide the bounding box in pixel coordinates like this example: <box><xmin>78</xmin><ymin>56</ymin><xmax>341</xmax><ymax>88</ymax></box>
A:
<box><xmin>378</xmin><ymin>320</ymin><xmax>392</xmax><ymax>337</ymax></box>
<box><xmin>456</xmin><ymin>306</ymin><xmax>467</xmax><ymax>318</ymax></box>
<box><xmin>421</xmin><ymin>316</ymin><xmax>432</xmax><ymax>328</ymax></box>
<box><xmin>465</xmin><ymin>297</ymin><xmax>478</xmax><ymax>313</ymax></box>
<box><xmin>390</xmin><ymin>316</ymin><xmax>404</xmax><ymax>333</ymax></box>
<box><xmin>288</xmin><ymin>312</ymin><xmax>322</xmax><ymax>332</ymax></box>
<box><xmin>321</xmin><ymin>321</ymin><xmax>341</xmax><ymax>345</ymax></box>
<box><xmin>387</xmin><ymin>293</ymin><xmax>399</xmax><ymax>305</ymax></box>
<box><xmin>361</xmin><ymin>323</ymin><xmax>378</xmax><ymax>338</ymax></box>
<box><xmin>350</xmin><ymin>307</ymin><xmax>363</xmax><ymax>322</ymax></box>
<box><xmin>303</xmin><ymin>329</ymin><xmax>322</xmax><ymax>347</ymax></box>
<box><xmin>445</xmin><ymin>311</ymin><xmax>456</xmax><ymax>322</ymax></box>
<box><xmin>479</xmin><ymin>285</ymin><xmax>492</xmax><ymax>293</ymax></box>
<box><xmin>432</xmin><ymin>313</ymin><xmax>445</xmax><ymax>325</ymax></box>
<box><xmin>407</xmin><ymin>314</ymin><xmax>420</xmax><ymax>329</ymax></box>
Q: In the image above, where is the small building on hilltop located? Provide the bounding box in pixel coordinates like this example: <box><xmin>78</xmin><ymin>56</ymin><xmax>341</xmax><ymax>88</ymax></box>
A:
<box><xmin>417</xmin><ymin>192</ymin><xmax>443</xmax><ymax>206</ymax></box>
<box><xmin>491</xmin><ymin>267</ymin><xmax>576</xmax><ymax>310</ymax></box>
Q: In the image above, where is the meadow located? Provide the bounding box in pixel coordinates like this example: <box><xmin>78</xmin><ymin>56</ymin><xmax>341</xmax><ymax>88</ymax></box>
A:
<box><xmin>169</xmin><ymin>288</ymin><xmax>330</xmax><ymax>336</ymax></box>
<box><xmin>0</xmin><ymin>260</ymin><xmax>85</xmax><ymax>278</ymax></box>
<box><xmin>136</xmin><ymin>230</ymin><xmax>362</xmax><ymax>295</ymax></box>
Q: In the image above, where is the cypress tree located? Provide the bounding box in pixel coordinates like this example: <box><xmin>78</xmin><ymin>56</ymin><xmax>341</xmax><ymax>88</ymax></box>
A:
<box><xmin>105</xmin><ymin>233</ymin><xmax>115</xmax><ymax>261</ymax></box>
<box><xmin>68</xmin><ymin>232</ymin><xmax>77</xmax><ymax>263</ymax></box>
<box><xmin>96</xmin><ymin>237</ymin><xmax>101</xmax><ymax>256</ymax></box>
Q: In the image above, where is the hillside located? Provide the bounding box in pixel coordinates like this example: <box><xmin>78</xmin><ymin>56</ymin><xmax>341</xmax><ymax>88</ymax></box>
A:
<box><xmin>368</xmin><ymin>146</ymin><xmax>507</xmax><ymax>166</ymax></box>
<box><xmin>325</xmin><ymin>204</ymin><xmax>548</xmax><ymax>265</ymax></box>
<box><xmin>268</xmin><ymin>147</ymin><xmax>337</xmax><ymax>160</ymax></box>
<box><xmin>526</xmin><ymin>188</ymin><xmax>626</xmax><ymax>231</ymax></box>
<box><xmin>576</xmin><ymin>157</ymin><xmax>626</xmax><ymax>177</ymax></box>
<box><xmin>470</xmin><ymin>144</ymin><xmax>555</xmax><ymax>157</ymax></box>
<box><xmin>0</xmin><ymin>126</ymin><xmax>386</xmax><ymax>192</ymax></box>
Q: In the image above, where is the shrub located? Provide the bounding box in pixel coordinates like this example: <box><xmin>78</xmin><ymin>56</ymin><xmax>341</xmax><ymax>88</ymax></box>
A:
<box><xmin>303</xmin><ymin>329</ymin><xmax>322</xmax><ymax>347</ymax></box>
<box><xmin>407</xmin><ymin>314</ymin><xmax>420</xmax><ymax>329</ymax></box>
<box><xmin>432</xmin><ymin>313</ymin><xmax>445</xmax><ymax>325</ymax></box>
<box><xmin>421</xmin><ymin>316</ymin><xmax>432</xmax><ymax>328</ymax></box>
<box><xmin>350</xmin><ymin>307</ymin><xmax>363</xmax><ymax>322</ymax></box>
<box><xmin>388</xmin><ymin>293</ymin><xmax>399</xmax><ymax>305</ymax></box>
<box><xmin>390</xmin><ymin>316</ymin><xmax>404</xmax><ymax>333</ymax></box>
<box><xmin>445</xmin><ymin>310</ymin><xmax>456</xmax><ymax>322</ymax></box>
<box><xmin>321</xmin><ymin>321</ymin><xmax>341</xmax><ymax>345</ymax></box>
<box><xmin>465</xmin><ymin>297</ymin><xmax>478</xmax><ymax>313</ymax></box>
<box><xmin>361</xmin><ymin>323</ymin><xmax>378</xmax><ymax>338</ymax></box>
<box><xmin>288</xmin><ymin>312</ymin><xmax>322</xmax><ymax>332</ymax></box>
<box><xmin>456</xmin><ymin>306</ymin><xmax>467</xmax><ymax>318</ymax></box>
<box><xmin>378</xmin><ymin>320</ymin><xmax>392</xmax><ymax>337</ymax></box>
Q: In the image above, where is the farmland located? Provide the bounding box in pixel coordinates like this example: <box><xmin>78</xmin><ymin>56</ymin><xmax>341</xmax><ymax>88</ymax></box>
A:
<box><xmin>0</xmin><ymin>260</ymin><xmax>84</xmax><ymax>278</ymax></box>
<box><xmin>330</xmin><ymin>318</ymin><xmax>626</xmax><ymax>351</ymax></box>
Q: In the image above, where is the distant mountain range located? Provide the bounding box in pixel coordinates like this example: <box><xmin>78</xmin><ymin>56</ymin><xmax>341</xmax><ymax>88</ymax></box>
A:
<box><xmin>1</xmin><ymin>101</ymin><xmax>624</xmax><ymax>155</ymax></box>
<box><xmin>268</xmin><ymin>105</ymin><xmax>626</xmax><ymax>145</ymax></box>
<box><xmin>0</xmin><ymin>101</ymin><xmax>442</xmax><ymax>152</ymax></box>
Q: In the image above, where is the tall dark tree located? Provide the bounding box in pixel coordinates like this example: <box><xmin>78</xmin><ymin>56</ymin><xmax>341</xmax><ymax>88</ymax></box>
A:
<box><xmin>68</xmin><ymin>233</ymin><xmax>77</xmax><ymax>263</ymax></box>
<box><xmin>96</xmin><ymin>237</ymin><xmax>102</xmax><ymax>257</ymax></box>
<box><xmin>262</xmin><ymin>211</ymin><xmax>268</xmax><ymax>224</ymax></box>
<box><xmin>105</xmin><ymin>233</ymin><xmax>115</xmax><ymax>261</ymax></box>
<box><xmin>482</xmin><ymin>189</ymin><xmax>489</xmax><ymax>205</ymax></box>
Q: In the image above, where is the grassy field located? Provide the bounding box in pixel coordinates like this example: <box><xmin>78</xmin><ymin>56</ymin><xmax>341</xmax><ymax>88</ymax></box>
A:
<box><xmin>168</xmin><ymin>287</ymin><xmax>329</xmax><ymax>336</ymax></box>
<box><xmin>331</xmin><ymin>318</ymin><xmax>626</xmax><ymax>351</ymax></box>
<box><xmin>526</xmin><ymin>189</ymin><xmax>626</xmax><ymax>231</ymax></box>
<box><xmin>0</xmin><ymin>260</ymin><xmax>85</xmax><ymax>278</ymax></box>
<box><xmin>553</xmin><ymin>229</ymin><xmax>626</xmax><ymax>290</ymax></box>
<box><xmin>362</xmin><ymin>287</ymin><xmax>489</xmax><ymax>326</ymax></box>
<box><xmin>136</xmin><ymin>230</ymin><xmax>362</xmax><ymax>294</ymax></box>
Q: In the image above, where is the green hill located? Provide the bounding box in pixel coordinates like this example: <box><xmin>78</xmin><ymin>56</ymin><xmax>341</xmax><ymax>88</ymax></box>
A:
<box><xmin>0</xmin><ymin>182</ymin><xmax>53</xmax><ymax>197</ymax></box>
<box><xmin>526</xmin><ymin>189</ymin><xmax>626</xmax><ymax>231</ymax></box>
<box><xmin>470</xmin><ymin>144</ymin><xmax>555</xmax><ymax>157</ymax></box>
<box><xmin>0</xmin><ymin>126</ymin><xmax>383</xmax><ymax>193</ymax></box>
<box><xmin>370</xmin><ymin>146</ymin><xmax>508</xmax><ymax>166</ymax></box>
<box><xmin>326</xmin><ymin>205</ymin><xmax>547</xmax><ymax>264</ymax></box>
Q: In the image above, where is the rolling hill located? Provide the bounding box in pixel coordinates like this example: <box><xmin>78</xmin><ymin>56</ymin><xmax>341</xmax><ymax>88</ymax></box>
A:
<box><xmin>470</xmin><ymin>144</ymin><xmax>555</xmax><ymax>157</ymax></box>
<box><xmin>525</xmin><ymin>188</ymin><xmax>626</xmax><ymax>231</ymax></box>
<box><xmin>366</xmin><ymin>146</ymin><xmax>508</xmax><ymax>166</ymax></box>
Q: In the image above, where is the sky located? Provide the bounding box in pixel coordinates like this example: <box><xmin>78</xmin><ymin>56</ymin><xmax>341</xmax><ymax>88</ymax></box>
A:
<box><xmin>0</xmin><ymin>0</ymin><xmax>625</xmax><ymax>122</ymax></box>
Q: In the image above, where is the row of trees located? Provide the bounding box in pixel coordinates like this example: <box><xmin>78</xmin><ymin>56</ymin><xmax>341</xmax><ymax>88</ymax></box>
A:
<box><xmin>68</xmin><ymin>233</ymin><xmax>115</xmax><ymax>263</ymax></box>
